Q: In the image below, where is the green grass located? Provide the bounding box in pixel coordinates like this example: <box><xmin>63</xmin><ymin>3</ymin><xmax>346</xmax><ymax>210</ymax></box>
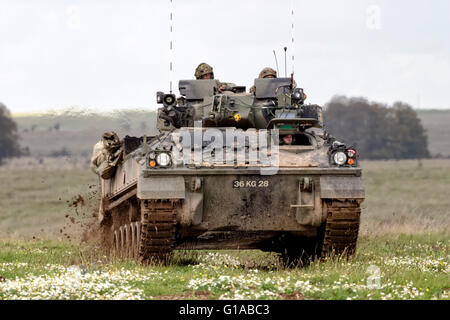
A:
<box><xmin>0</xmin><ymin>234</ymin><xmax>448</xmax><ymax>300</ymax></box>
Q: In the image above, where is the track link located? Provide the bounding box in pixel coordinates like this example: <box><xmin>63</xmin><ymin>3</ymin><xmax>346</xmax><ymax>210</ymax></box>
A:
<box><xmin>138</xmin><ymin>199</ymin><xmax>178</xmax><ymax>261</ymax></box>
<box><xmin>320</xmin><ymin>200</ymin><xmax>361</xmax><ymax>257</ymax></box>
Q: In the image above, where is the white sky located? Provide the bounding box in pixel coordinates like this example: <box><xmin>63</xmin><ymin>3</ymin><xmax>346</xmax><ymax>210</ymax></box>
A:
<box><xmin>1</xmin><ymin>0</ymin><xmax>449</xmax><ymax>113</ymax></box>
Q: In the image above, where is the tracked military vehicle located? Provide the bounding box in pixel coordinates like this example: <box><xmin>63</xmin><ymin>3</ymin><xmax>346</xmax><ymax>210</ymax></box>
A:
<box><xmin>92</xmin><ymin>77</ymin><xmax>365</xmax><ymax>263</ymax></box>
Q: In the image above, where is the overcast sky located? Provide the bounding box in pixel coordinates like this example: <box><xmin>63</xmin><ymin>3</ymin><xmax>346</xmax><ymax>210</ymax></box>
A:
<box><xmin>1</xmin><ymin>0</ymin><xmax>449</xmax><ymax>113</ymax></box>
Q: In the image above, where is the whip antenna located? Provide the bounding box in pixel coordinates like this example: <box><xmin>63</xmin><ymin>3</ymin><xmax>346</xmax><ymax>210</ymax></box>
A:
<box><xmin>273</xmin><ymin>50</ymin><xmax>279</xmax><ymax>75</ymax></box>
<box><xmin>290</xmin><ymin>0</ymin><xmax>295</xmax><ymax>76</ymax></box>
<box><xmin>283</xmin><ymin>47</ymin><xmax>287</xmax><ymax>77</ymax></box>
<box><xmin>169</xmin><ymin>0</ymin><xmax>174</xmax><ymax>93</ymax></box>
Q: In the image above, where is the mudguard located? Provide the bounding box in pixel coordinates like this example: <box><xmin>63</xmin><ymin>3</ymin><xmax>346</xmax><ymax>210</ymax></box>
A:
<box><xmin>137</xmin><ymin>176</ymin><xmax>185</xmax><ymax>199</ymax></box>
<box><xmin>319</xmin><ymin>176</ymin><xmax>365</xmax><ymax>199</ymax></box>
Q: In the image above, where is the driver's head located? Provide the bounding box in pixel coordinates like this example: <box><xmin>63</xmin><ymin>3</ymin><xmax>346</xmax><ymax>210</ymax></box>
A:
<box><xmin>282</xmin><ymin>134</ymin><xmax>293</xmax><ymax>145</ymax></box>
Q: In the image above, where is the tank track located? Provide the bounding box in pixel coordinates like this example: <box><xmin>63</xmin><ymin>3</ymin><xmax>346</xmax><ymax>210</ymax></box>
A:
<box><xmin>138</xmin><ymin>199</ymin><xmax>178</xmax><ymax>262</ymax></box>
<box><xmin>320</xmin><ymin>200</ymin><xmax>361</xmax><ymax>257</ymax></box>
<box><xmin>111</xmin><ymin>199</ymin><xmax>178</xmax><ymax>262</ymax></box>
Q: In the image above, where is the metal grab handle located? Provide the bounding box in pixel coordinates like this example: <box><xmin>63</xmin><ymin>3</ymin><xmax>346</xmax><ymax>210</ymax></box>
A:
<box><xmin>290</xmin><ymin>204</ymin><xmax>314</xmax><ymax>208</ymax></box>
<box><xmin>290</xmin><ymin>178</ymin><xmax>315</xmax><ymax>209</ymax></box>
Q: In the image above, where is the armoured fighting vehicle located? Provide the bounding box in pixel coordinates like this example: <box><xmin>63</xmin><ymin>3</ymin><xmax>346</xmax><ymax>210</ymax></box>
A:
<box><xmin>92</xmin><ymin>77</ymin><xmax>365</xmax><ymax>263</ymax></box>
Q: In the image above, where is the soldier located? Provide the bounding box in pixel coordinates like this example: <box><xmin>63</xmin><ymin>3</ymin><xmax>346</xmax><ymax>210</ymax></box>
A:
<box><xmin>90</xmin><ymin>131</ymin><xmax>122</xmax><ymax>178</ymax></box>
<box><xmin>249</xmin><ymin>67</ymin><xmax>277</xmax><ymax>94</ymax></box>
<box><xmin>194</xmin><ymin>62</ymin><xmax>231</xmax><ymax>92</ymax></box>
<box><xmin>195</xmin><ymin>62</ymin><xmax>215</xmax><ymax>80</ymax></box>
<box><xmin>249</xmin><ymin>67</ymin><xmax>304</xmax><ymax>100</ymax></box>
<box><xmin>258</xmin><ymin>67</ymin><xmax>277</xmax><ymax>79</ymax></box>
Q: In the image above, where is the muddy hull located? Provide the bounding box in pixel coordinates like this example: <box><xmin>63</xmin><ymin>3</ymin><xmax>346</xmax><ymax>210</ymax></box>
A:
<box><xmin>138</xmin><ymin>168</ymin><xmax>364</xmax><ymax>228</ymax></box>
<box><xmin>101</xmin><ymin>165</ymin><xmax>364</xmax><ymax>259</ymax></box>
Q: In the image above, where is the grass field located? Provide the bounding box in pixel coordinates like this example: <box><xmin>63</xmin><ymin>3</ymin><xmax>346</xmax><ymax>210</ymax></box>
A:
<box><xmin>0</xmin><ymin>168</ymin><xmax>98</xmax><ymax>239</ymax></box>
<box><xmin>360</xmin><ymin>159</ymin><xmax>450</xmax><ymax>235</ymax></box>
<box><xmin>416</xmin><ymin>110</ymin><xmax>450</xmax><ymax>157</ymax></box>
<box><xmin>0</xmin><ymin>159</ymin><xmax>449</xmax><ymax>299</ymax></box>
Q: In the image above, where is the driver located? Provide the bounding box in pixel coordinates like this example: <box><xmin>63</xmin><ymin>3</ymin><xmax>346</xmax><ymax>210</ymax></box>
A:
<box><xmin>281</xmin><ymin>134</ymin><xmax>293</xmax><ymax>145</ymax></box>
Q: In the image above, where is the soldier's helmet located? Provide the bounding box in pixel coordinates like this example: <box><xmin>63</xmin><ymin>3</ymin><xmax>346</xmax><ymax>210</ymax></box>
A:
<box><xmin>102</xmin><ymin>131</ymin><xmax>120</xmax><ymax>151</ymax></box>
<box><xmin>195</xmin><ymin>63</ymin><xmax>214</xmax><ymax>79</ymax></box>
<box><xmin>258</xmin><ymin>67</ymin><xmax>277</xmax><ymax>79</ymax></box>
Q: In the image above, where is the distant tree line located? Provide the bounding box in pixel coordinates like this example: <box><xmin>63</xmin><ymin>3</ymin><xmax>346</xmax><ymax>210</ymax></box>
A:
<box><xmin>323</xmin><ymin>96</ymin><xmax>430</xmax><ymax>160</ymax></box>
<box><xmin>0</xmin><ymin>103</ymin><xmax>23</xmax><ymax>164</ymax></box>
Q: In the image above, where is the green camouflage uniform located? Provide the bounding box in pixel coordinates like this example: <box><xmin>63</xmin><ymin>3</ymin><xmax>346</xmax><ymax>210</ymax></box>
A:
<box><xmin>90</xmin><ymin>131</ymin><xmax>122</xmax><ymax>179</ymax></box>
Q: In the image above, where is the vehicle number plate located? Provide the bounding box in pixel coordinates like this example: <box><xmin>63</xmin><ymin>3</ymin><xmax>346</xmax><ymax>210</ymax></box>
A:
<box><xmin>232</xmin><ymin>180</ymin><xmax>269</xmax><ymax>188</ymax></box>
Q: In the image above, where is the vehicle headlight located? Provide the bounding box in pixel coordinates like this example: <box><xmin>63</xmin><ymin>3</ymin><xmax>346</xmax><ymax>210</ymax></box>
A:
<box><xmin>333</xmin><ymin>151</ymin><xmax>347</xmax><ymax>165</ymax></box>
<box><xmin>156</xmin><ymin>152</ymin><xmax>171</xmax><ymax>167</ymax></box>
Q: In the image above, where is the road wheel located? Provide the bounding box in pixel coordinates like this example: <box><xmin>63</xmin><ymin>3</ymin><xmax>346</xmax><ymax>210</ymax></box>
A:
<box><xmin>124</xmin><ymin>224</ymin><xmax>132</xmax><ymax>258</ymax></box>
<box><xmin>113</xmin><ymin>230</ymin><xmax>120</xmax><ymax>258</ymax></box>
<box><xmin>130</xmin><ymin>223</ymin><xmax>136</xmax><ymax>259</ymax></box>
<box><xmin>119</xmin><ymin>226</ymin><xmax>125</xmax><ymax>258</ymax></box>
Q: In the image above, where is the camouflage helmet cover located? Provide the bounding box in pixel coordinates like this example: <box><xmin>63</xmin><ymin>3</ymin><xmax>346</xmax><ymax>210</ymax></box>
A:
<box><xmin>258</xmin><ymin>67</ymin><xmax>277</xmax><ymax>79</ymax></box>
<box><xmin>102</xmin><ymin>131</ymin><xmax>120</xmax><ymax>151</ymax></box>
<box><xmin>195</xmin><ymin>63</ymin><xmax>214</xmax><ymax>79</ymax></box>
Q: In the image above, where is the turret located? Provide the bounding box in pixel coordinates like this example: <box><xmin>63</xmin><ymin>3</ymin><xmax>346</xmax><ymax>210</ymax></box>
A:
<box><xmin>156</xmin><ymin>78</ymin><xmax>322</xmax><ymax>134</ymax></box>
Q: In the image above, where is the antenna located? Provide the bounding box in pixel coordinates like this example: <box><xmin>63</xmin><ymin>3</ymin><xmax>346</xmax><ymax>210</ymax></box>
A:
<box><xmin>273</xmin><ymin>50</ymin><xmax>279</xmax><ymax>75</ymax></box>
<box><xmin>283</xmin><ymin>47</ymin><xmax>287</xmax><ymax>77</ymax></box>
<box><xmin>169</xmin><ymin>0</ymin><xmax>174</xmax><ymax>93</ymax></box>
<box><xmin>290</xmin><ymin>0</ymin><xmax>295</xmax><ymax>76</ymax></box>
